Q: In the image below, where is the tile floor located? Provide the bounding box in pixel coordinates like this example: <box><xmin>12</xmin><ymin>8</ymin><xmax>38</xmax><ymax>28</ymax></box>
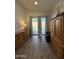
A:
<box><xmin>15</xmin><ymin>35</ymin><xmax>58</xmax><ymax>59</ymax></box>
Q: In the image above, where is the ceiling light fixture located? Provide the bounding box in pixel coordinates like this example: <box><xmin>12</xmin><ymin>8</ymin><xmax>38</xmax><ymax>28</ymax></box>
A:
<box><xmin>35</xmin><ymin>1</ymin><xmax>38</xmax><ymax>5</ymax></box>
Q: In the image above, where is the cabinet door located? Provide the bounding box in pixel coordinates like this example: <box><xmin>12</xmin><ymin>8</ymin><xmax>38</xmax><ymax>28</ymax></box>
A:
<box><xmin>56</xmin><ymin>18</ymin><xmax>62</xmax><ymax>41</ymax></box>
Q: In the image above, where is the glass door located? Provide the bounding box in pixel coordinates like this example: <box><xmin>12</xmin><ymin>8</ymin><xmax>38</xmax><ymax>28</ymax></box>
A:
<box><xmin>32</xmin><ymin>17</ymin><xmax>38</xmax><ymax>35</ymax></box>
<box><xmin>41</xmin><ymin>18</ymin><xmax>46</xmax><ymax>34</ymax></box>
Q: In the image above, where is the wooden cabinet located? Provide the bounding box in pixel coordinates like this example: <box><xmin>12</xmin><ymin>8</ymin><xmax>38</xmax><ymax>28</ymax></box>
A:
<box><xmin>15</xmin><ymin>29</ymin><xmax>29</xmax><ymax>49</ymax></box>
<box><xmin>50</xmin><ymin>12</ymin><xmax>64</xmax><ymax>59</ymax></box>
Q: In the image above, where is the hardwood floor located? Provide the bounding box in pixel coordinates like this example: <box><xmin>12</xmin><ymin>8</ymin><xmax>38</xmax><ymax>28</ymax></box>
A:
<box><xmin>15</xmin><ymin>35</ymin><xmax>59</xmax><ymax>59</ymax></box>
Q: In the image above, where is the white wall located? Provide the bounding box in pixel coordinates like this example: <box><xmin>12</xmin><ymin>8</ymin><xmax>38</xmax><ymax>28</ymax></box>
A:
<box><xmin>15</xmin><ymin>1</ymin><xmax>27</xmax><ymax>32</ymax></box>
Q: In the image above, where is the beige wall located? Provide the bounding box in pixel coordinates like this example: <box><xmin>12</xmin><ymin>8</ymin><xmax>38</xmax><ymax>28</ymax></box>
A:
<box><xmin>15</xmin><ymin>1</ymin><xmax>27</xmax><ymax>32</ymax></box>
<box><xmin>50</xmin><ymin>0</ymin><xmax>64</xmax><ymax>18</ymax></box>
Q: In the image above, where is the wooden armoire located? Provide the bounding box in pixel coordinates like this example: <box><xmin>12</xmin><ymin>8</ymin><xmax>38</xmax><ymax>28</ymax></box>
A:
<box><xmin>50</xmin><ymin>12</ymin><xmax>64</xmax><ymax>59</ymax></box>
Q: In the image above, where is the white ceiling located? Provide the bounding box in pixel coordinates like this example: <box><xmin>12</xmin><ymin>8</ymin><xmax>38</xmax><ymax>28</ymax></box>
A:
<box><xmin>16</xmin><ymin>0</ymin><xmax>60</xmax><ymax>13</ymax></box>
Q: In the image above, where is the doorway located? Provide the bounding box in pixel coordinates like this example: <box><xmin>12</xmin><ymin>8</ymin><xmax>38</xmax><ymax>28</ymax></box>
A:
<box><xmin>32</xmin><ymin>17</ymin><xmax>46</xmax><ymax>35</ymax></box>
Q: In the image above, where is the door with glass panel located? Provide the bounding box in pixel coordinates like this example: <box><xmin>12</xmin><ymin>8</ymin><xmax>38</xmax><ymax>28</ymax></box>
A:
<box><xmin>41</xmin><ymin>17</ymin><xmax>46</xmax><ymax>34</ymax></box>
<box><xmin>32</xmin><ymin>17</ymin><xmax>46</xmax><ymax>35</ymax></box>
<box><xmin>32</xmin><ymin>17</ymin><xmax>38</xmax><ymax>35</ymax></box>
